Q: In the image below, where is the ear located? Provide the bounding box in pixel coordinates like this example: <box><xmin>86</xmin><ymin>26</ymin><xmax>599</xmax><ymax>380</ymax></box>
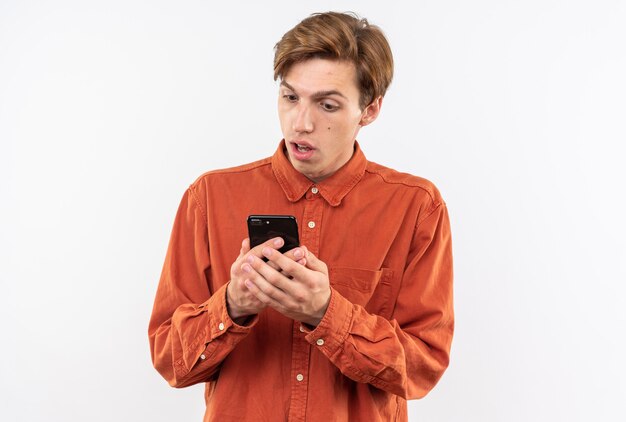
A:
<box><xmin>359</xmin><ymin>96</ymin><xmax>383</xmax><ymax>127</ymax></box>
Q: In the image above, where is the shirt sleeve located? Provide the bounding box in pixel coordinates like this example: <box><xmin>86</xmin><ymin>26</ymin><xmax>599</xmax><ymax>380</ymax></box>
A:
<box><xmin>148</xmin><ymin>185</ymin><xmax>258</xmax><ymax>388</ymax></box>
<box><xmin>304</xmin><ymin>202</ymin><xmax>454</xmax><ymax>399</ymax></box>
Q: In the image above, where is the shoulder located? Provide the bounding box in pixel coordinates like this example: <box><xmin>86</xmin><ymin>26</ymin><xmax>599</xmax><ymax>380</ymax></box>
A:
<box><xmin>364</xmin><ymin>161</ymin><xmax>445</xmax><ymax>206</ymax></box>
<box><xmin>189</xmin><ymin>156</ymin><xmax>273</xmax><ymax>191</ymax></box>
<box><xmin>194</xmin><ymin>156</ymin><xmax>272</xmax><ymax>182</ymax></box>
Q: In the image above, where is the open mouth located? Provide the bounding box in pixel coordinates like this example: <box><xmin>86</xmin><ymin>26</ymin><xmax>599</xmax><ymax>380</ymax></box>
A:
<box><xmin>290</xmin><ymin>141</ymin><xmax>315</xmax><ymax>161</ymax></box>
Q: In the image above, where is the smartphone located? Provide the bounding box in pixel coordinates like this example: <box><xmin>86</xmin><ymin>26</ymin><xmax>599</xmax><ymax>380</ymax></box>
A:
<box><xmin>247</xmin><ymin>215</ymin><xmax>300</xmax><ymax>254</ymax></box>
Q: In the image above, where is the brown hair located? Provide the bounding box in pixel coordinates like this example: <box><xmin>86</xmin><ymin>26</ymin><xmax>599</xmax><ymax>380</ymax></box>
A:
<box><xmin>273</xmin><ymin>12</ymin><xmax>394</xmax><ymax>110</ymax></box>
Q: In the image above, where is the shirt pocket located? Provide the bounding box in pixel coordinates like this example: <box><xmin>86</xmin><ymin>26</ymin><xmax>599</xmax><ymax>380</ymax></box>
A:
<box><xmin>329</xmin><ymin>267</ymin><xmax>395</xmax><ymax>319</ymax></box>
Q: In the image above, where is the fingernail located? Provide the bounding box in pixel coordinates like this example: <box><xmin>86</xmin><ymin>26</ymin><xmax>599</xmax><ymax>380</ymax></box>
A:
<box><xmin>273</xmin><ymin>238</ymin><xmax>283</xmax><ymax>247</ymax></box>
<box><xmin>242</xmin><ymin>264</ymin><xmax>251</xmax><ymax>273</ymax></box>
<box><xmin>262</xmin><ymin>247</ymin><xmax>273</xmax><ymax>257</ymax></box>
<box><xmin>293</xmin><ymin>248</ymin><xmax>303</xmax><ymax>259</ymax></box>
<box><xmin>246</xmin><ymin>255</ymin><xmax>254</xmax><ymax>264</ymax></box>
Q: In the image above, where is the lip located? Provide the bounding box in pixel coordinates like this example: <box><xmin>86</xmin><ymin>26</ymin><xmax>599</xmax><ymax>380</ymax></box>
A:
<box><xmin>289</xmin><ymin>140</ymin><xmax>316</xmax><ymax>161</ymax></box>
<box><xmin>291</xmin><ymin>140</ymin><xmax>315</xmax><ymax>149</ymax></box>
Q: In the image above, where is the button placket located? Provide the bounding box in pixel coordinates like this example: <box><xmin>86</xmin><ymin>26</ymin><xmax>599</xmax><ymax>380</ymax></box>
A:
<box><xmin>300</xmin><ymin>194</ymin><xmax>323</xmax><ymax>255</ymax></box>
<box><xmin>288</xmin><ymin>321</ymin><xmax>311</xmax><ymax>421</ymax></box>
<box><xmin>287</xmin><ymin>187</ymin><xmax>324</xmax><ymax>421</ymax></box>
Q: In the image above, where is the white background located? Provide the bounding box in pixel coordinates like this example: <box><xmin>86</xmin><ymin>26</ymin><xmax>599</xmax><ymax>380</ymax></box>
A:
<box><xmin>1</xmin><ymin>1</ymin><xmax>625</xmax><ymax>421</ymax></box>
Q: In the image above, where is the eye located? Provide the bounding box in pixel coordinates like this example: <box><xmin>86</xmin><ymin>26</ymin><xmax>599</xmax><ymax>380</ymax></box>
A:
<box><xmin>283</xmin><ymin>94</ymin><xmax>298</xmax><ymax>102</ymax></box>
<box><xmin>320</xmin><ymin>102</ymin><xmax>339</xmax><ymax>112</ymax></box>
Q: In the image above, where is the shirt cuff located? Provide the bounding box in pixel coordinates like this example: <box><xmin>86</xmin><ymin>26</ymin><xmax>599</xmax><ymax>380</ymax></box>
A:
<box><xmin>198</xmin><ymin>283</ymin><xmax>259</xmax><ymax>341</ymax></box>
<box><xmin>304</xmin><ymin>287</ymin><xmax>354</xmax><ymax>356</ymax></box>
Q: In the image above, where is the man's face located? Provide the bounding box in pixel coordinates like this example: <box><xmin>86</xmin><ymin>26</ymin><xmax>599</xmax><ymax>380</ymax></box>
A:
<box><xmin>278</xmin><ymin>58</ymin><xmax>380</xmax><ymax>183</ymax></box>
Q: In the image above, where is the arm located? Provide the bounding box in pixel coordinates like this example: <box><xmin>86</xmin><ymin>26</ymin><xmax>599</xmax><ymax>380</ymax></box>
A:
<box><xmin>148</xmin><ymin>186</ymin><xmax>258</xmax><ymax>388</ymax></box>
<box><xmin>309</xmin><ymin>202</ymin><xmax>454</xmax><ymax>398</ymax></box>
<box><xmin>244</xmin><ymin>202</ymin><xmax>453</xmax><ymax>398</ymax></box>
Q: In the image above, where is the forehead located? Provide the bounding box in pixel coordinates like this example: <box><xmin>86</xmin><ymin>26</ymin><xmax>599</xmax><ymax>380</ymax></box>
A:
<box><xmin>281</xmin><ymin>58</ymin><xmax>360</xmax><ymax>99</ymax></box>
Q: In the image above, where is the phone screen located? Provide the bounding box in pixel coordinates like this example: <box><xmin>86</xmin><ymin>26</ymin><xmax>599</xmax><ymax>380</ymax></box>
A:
<box><xmin>247</xmin><ymin>215</ymin><xmax>300</xmax><ymax>254</ymax></box>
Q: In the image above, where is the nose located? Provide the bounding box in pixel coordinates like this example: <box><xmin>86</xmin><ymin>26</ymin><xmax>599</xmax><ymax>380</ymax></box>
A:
<box><xmin>292</xmin><ymin>104</ymin><xmax>314</xmax><ymax>134</ymax></box>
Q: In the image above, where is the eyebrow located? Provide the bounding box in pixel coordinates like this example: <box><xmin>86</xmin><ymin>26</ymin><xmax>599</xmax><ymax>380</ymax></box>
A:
<box><xmin>280</xmin><ymin>80</ymin><xmax>348</xmax><ymax>100</ymax></box>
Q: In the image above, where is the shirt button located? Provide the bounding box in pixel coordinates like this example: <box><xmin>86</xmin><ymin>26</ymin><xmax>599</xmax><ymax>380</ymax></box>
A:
<box><xmin>299</xmin><ymin>325</ymin><xmax>305</xmax><ymax>333</ymax></box>
<box><xmin>308</xmin><ymin>221</ymin><xmax>315</xmax><ymax>229</ymax></box>
<box><xmin>218</xmin><ymin>322</ymin><xmax>225</xmax><ymax>331</ymax></box>
<box><xmin>296</xmin><ymin>374</ymin><xmax>304</xmax><ymax>382</ymax></box>
<box><xmin>316</xmin><ymin>339</ymin><xmax>324</xmax><ymax>346</ymax></box>
<box><xmin>311</xmin><ymin>187</ymin><xmax>319</xmax><ymax>194</ymax></box>
<box><xmin>200</xmin><ymin>354</ymin><xmax>206</xmax><ymax>360</ymax></box>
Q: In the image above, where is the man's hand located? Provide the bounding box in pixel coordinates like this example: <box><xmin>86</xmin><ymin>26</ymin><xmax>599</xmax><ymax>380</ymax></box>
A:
<box><xmin>241</xmin><ymin>246</ymin><xmax>330</xmax><ymax>327</ymax></box>
<box><xmin>226</xmin><ymin>237</ymin><xmax>305</xmax><ymax>324</ymax></box>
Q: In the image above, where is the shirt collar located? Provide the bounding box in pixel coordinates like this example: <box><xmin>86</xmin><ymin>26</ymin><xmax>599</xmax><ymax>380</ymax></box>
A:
<box><xmin>271</xmin><ymin>139</ymin><xmax>367</xmax><ymax>207</ymax></box>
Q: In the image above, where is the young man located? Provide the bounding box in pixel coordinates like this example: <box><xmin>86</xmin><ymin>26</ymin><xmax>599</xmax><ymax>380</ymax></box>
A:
<box><xmin>149</xmin><ymin>12</ymin><xmax>453</xmax><ymax>421</ymax></box>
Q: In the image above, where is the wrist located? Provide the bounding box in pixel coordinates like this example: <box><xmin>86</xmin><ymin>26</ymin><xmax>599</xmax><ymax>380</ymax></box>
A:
<box><xmin>305</xmin><ymin>292</ymin><xmax>331</xmax><ymax>327</ymax></box>
<box><xmin>226</xmin><ymin>280</ymin><xmax>258</xmax><ymax>323</ymax></box>
<box><xmin>225</xmin><ymin>281</ymin><xmax>244</xmax><ymax>319</ymax></box>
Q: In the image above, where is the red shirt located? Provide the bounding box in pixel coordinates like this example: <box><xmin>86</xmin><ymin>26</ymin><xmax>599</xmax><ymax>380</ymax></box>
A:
<box><xmin>149</xmin><ymin>141</ymin><xmax>454</xmax><ymax>421</ymax></box>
